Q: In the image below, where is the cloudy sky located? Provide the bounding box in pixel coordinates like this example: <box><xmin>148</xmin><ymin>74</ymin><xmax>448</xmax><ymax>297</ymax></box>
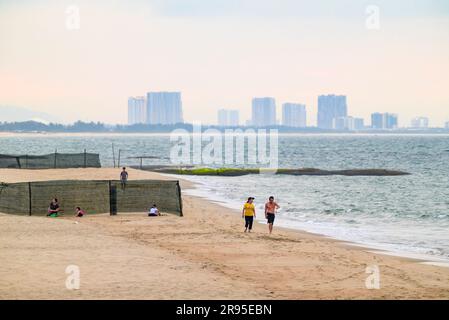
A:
<box><xmin>1</xmin><ymin>0</ymin><xmax>449</xmax><ymax>126</ymax></box>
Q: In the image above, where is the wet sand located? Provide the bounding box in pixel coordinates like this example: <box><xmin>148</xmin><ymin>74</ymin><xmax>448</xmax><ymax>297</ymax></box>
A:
<box><xmin>0</xmin><ymin>168</ymin><xmax>448</xmax><ymax>299</ymax></box>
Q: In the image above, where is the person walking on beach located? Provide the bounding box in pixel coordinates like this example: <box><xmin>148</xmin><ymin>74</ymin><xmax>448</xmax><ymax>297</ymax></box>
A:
<box><xmin>265</xmin><ymin>196</ymin><xmax>280</xmax><ymax>234</ymax></box>
<box><xmin>120</xmin><ymin>167</ymin><xmax>128</xmax><ymax>190</ymax></box>
<box><xmin>242</xmin><ymin>197</ymin><xmax>256</xmax><ymax>233</ymax></box>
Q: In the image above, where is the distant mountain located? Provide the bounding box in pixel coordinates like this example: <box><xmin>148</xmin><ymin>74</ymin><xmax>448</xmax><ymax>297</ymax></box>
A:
<box><xmin>0</xmin><ymin>105</ymin><xmax>60</xmax><ymax>123</ymax></box>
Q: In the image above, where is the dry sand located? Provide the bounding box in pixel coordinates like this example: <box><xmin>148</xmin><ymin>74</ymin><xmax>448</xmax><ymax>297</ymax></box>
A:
<box><xmin>0</xmin><ymin>168</ymin><xmax>448</xmax><ymax>299</ymax></box>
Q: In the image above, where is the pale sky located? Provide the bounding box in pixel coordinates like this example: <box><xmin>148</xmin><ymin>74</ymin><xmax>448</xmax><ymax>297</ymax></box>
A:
<box><xmin>1</xmin><ymin>0</ymin><xmax>449</xmax><ymax>126</ymax></box>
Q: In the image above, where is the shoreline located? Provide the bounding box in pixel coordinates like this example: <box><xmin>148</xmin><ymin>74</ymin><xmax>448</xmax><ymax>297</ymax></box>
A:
<box><xmin>1</xmin><ymin>131</ymin><xmax>449</xmax><ymax>137</ymax></box>
<box><xmin>1</xmin><ymin>168</ymin><xmax>449</xmax><ymax>299</ymax></box>
<box><xmin>175</xmin><ymin>174</ymin><xmax>449</xmax><ymax>268</ymax></box>
<box><xmin>1</xmin><ymin>166</ymin><xmax>448</xmax><ymax>267</ymax></box>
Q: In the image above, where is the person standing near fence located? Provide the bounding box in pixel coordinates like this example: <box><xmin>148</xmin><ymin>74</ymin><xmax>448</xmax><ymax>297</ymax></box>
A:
<box><xmin>120</xmin><ymin>167</ymin><xmax>128</xmax><ymax>190</ymax></box>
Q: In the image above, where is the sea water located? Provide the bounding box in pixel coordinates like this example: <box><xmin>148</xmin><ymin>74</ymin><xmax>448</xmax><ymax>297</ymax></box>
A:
<box><xmin>1</xmin><ymin>133</ymin><xmax>448</xmax><ymax>264</ymax></box>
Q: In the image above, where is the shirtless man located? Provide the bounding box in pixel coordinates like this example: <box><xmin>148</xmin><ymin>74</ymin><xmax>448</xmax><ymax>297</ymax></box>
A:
<box><xmin>265</xmin><ymin>196</ymin><xmax>280</xmax><ymax>234</ymax></box>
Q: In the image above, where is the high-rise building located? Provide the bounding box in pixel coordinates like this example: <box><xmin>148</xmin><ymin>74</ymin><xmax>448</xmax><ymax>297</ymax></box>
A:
<box><xmin>445</xmin><ymin>121</ymin><xmax>449</xmax><ymax>129</ymax></box>
<box><xmin>217</xmin><ymin>109</ymin><xmax>240</xmax><ymax>127</ymax></box>
<box><xmin>385</xmin><ymin>113</ymin><xmax>398</xmax><ymax>129</ymax></box>
<box><xmin>333</xmin><ymin>116</ymin><xmax>365</xmax><ymax>131</ymax></box>
<box><xmin>354</xmin><ymin>118</ymin><xmax>365</xmax><ymax>130</ymax></box>
<box><xmin>128</xmin><ymin>96</ymin><xmax>146</xmax><ymax>125</ymax></box>
<box><xmin>411</xmin><ymin>117</ymin><xmax>429</xmax><ymax>128</ymax></box>
<box><xmin>333</xmin><ymin>117</ymin><xmax>349</xmax><ymax>130</ymax></box>
<box><xmin>228</xmin><ymin>110</ymin><xmax>239</xmax><ymax>126</ymax></box>
<box><xmin>371</xmin><ymin>113</ymin><xmax>398</xmax><ymax>129</ymax></box>
<box><xmin>251</xmin><ymin>97</ymin><xmax>276</xmax><ymax>127</ymax></box>
<box><xmin>217</xmin><ymin>109</ymin><xmax>227</xmax><ymax>127</ymax></box>
<box><xmin>317</xmin><ymin>95</ymin><xmax>348</xmax><ymax>129</ymax></box>
<box><xmin>371</xmin><ymin>113</ymin><xmax>384</xmax><ymax>129</ymax></box>
<box><xmin>146</xmin><ymin>92</ymin><xmax>183</xmax><ymax>125</ymax></box>
<box><xmin>282</xmin><ymin>103</ymin><xmax>307</xmax><ymax>128</ymax></box>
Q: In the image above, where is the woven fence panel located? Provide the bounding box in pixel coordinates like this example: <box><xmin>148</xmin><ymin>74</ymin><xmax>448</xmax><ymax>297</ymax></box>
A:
<box><xmin>0</xmin><ymin>180</ymin><xmax>182</xmax><ymax>216</ymax></box>
<box><xmin>52</xmin><ymin>153</ymin><xmax>101</xmax><ymax>169</ymax></box>
<box><xmin>0</xmin><ymin>183</ymin><xmax>30</xmax><ymax>215</ymax></box>
<box><xmin>0</xmin><ymin>153</ymin><xmax>101</xmax><ymax>169</ymax></box>
<box><xmin>0</xmin><ymin>157</ymin><xmax>21</xmax><ymax>168</ymax></box>
<box><xmin>29</xmin><ymin>180</ymin><xmax>110</xmax><ymax>215</ymax></box>
<box><xmin>114</xmin><ymin>180</ymin><xmax>182</xmax><ymax>215</ymax></box>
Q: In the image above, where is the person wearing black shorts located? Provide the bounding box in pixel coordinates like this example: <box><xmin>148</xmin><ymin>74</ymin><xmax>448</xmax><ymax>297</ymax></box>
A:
<box><xmin>265</xmin><ymin>196</ymin><xmax>280</xmax><ymax>234</ymax></box>
<box><xmin>266</xmin><ymin>212</ymin><xmax>275</xmax><ymax>224</ymax></box>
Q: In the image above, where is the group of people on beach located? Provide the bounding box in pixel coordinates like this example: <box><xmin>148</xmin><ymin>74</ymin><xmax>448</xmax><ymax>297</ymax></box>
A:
<box><xmin>46</xmin><ymin>167</ymin><xmax>160</xmax><ymax>217</ymax></box>
<box><xmin>121</xmin><ymin>167</ymin><xmax>161</xmax><ymax>216</ymax></box>
<box><xmin>47</xmin><ymin>198</ymin><xmax>86</xmax><ymax>217</ymax></box>
<box><xmin>46</xmin><ymin>198</ymin><xmax>159</xmax><ymax>217</ymax></box>
<box><xmin>46</xmin><ymin>167</ymin><xmax>279</xmax><ymax>232</ymax></box>
<box><xmin>242</xmin><ymin>196</ymin><xmax>280</xmax><ymax>234</ymax></box>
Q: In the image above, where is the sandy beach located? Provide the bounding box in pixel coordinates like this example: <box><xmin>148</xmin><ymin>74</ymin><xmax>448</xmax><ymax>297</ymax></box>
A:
<box><xmin>0</xmin><ymin>168</ymin><xmax>448</xmax><ymax>299</ymax></box>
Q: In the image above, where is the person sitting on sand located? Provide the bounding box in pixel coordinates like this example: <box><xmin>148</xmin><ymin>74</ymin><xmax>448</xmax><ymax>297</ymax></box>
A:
<box><xmin>242</xmin><ymin>197</ymin><xmax>256</xmax><ymax>233</ymax></box>
<box><xmin>75</xmin><ymin>207</ymin><xmax>85</xmax><ymax>217</ymax></box>
<box><xmin>148</xmin><ymin>204</ymin><xmax>160</xmax><ymax>217</ymax></box>
<box><xmin>47</xmin><ymin>198</ymin><xmax>60</xmax><ymax>217</ymax></box>
<box><xmin>265</xmin><ymin>196</ymin><xmax>280</xmax><ymax>234</ymax></box>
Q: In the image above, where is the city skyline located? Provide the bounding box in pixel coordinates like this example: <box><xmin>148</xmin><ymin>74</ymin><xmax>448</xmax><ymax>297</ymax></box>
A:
<box><xmin>127</xmin><ymin>91</ymin><xmax>444</xmax><ymax>130</ymax></box>
<box><xmin>1</xmin><ymin>1</ymin><xmax>449</xmax><ymax>126</ymax></box>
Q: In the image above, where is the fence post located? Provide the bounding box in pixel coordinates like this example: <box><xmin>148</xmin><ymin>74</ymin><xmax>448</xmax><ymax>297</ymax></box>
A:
<box><xmin>28</xmin><ymin>182</ymin><xmax>32</xmax><ymax>216</ymax></box>
<box><xmin>16</xmin><ymin>156</ymin><xmax>21</xmax><ymax>169</ymax></box>
<box><xmin>112</xmin><ymin>143</ymin><xmax>116</xmax><ymax>168</ymax></box>
<box><xmin>84</xmin><ymin>149</ymin><xmax>87</xmax><ymax>168</ymax></box>
<box><xmin>54</xmin><ymin>149</ymin><xmax>57</xmax><ymax>168</ymax></box>
<box><xmin>109</xmin><ymin>180</ymin><xmax>117</xmax><ymax>216</ymax></box>
<box><xmin>176</xmin><ymin>181</ymin><xmax>183</xmax><ymax>217</ymax></box>
<box><xmin>118</xmin><ymin>149</ymin><xmax>121</xmax><ymax>168</ymax></box>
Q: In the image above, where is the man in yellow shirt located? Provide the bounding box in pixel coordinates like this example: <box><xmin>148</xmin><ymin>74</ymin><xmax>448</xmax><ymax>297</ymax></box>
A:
<box><xmin>242</xmin><ymin>197</ymin><xmax>256</xmax><ymax>233</ymax></box>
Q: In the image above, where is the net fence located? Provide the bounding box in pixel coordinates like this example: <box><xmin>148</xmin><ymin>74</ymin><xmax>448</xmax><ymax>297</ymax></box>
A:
<box><xmin>0</xmin><ymin>152</ymin><xmax>101</xmax><ymax>169</ymax></box>
<box><xmin>0</xmin><ymin>180</ymin><xmax>182</xmax><ymax>216</ymax></box>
